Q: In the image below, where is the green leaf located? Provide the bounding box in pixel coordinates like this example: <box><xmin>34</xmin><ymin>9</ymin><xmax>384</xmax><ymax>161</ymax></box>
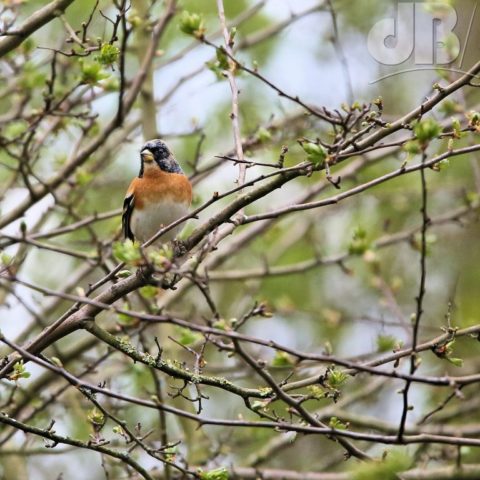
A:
<box><xmin>432</xmin><ymin>338</ymin><xmax>463</xmax><ymax>367</ymax></box>
<box><xmin>4</xmin><ymin>120</ymin><xmax>28</xmax><ymax>140</ymax></box>
<box><xmin>403</xmin><ymin>140</ymin><xmax>421</xmax><ymax>155</ymax></box>
<box><xmin>199</xmin><ymin>467</ymin><xmax>229</xmax><ymax>480</ymax></box>
<box><xmin>439</xmin><ymin>99</ymin><xmax>460</xmax><ymax>115</ymax></box>
<box><xmin>101</xmin><ymin>77</ymin><xmax>120</xmax><ymax>92</ymax></box>
<box><xmin>300</xmin><ymin>141</ymin><xmax>327</xmax><ymax>166</ymax></box>
<box><xmin>140</xmin><ymin>285</ymin><xmax>158</xmax><ymax>299</ymax></box>
<box><xmin>307</xmin><ymin>385</ymin><xmax>326</xmax><ymax>400</ymax></box>
<box><xmin>113</xmin><ymin>240</ymin><xmax>142</xmax><ymax>264</ymax></box>
<box><xmin>431</xmin><ymin>159</ymin><xmax>449</xmax><ymax>172</ymax></box>
<box><xmin>1</xmin><ymin>252</ymin><xmax>12</xmax><ymax>266</ymax></box>
<box><xmin>467</xmin><ymin>110</ymin><xmax>480</xmax><ymax>129</ymax></box>
<box><xmin>206</xmin><ymin>60</ymin><xmax>224</xmax><ymax>79</ymax></box>
<box><xmin>373</xmin><ymin>97</ymin><xmax>383</xmax><ymax>110</ymax></box>
<box><xmin>215</xmin><ymin>48</ymin><xmax>229</xmax><ymax>70</ymax></box>
<box><xmin>127</xmin><ymin>9</ymin><xmax>142</xmax><ymax>29</ymax></box>
<box><xmin>413</xmin><ymin>118</ymin><xmax>442</xmax><ymax>145</ymax></box>
<box><xmin>466</xmin><ymin>191</ymin><xmax>479</xmax><ymax>207</ymax></box>
<box><xmin>87</xmin><ymin>407</ymin><xmax>105</xmax><ymax>426</ymax></box>
<box><xmin>50</xmin><ymin>357</ymin><xmax>63</xmax><ymax>368</ymax></box>
<box><xmin>116</xmin><ymin>270</ymin><xmax>132</xmax><ymax>278</ymax></box>
<box><xmin>117</xmin><ymin>309</ymin><xmax>138</xmax><ymax>327</ymax></box>
<box><xmin>348</xmin><ymin>226</ymin><xmax>370</xmax><ymax>255</ymax></box>
<box><xmin>251</xmin><ymin>399</ymin><xmax>269</xmax><ymax>411</ymax></box>
<box><xmin>451</xmin><ymin>117</ymin><xmax>463</xmax><ymax>138</ymax></box>
<box><xmin>164</xmin><ymin>445</ymin><xmax>178</xmax><ymax>462</ymax></box>
<box><xmin>326</xmin><ymin>368</ymin><xmax>348</xmax><ymax>390</ymax></box>
<box><xmin>179</xmin><ymin>11</ymin><xmax>205</xmax><ymax>37</ymax></box>
<box><xmin>80</xmin><ymin>61</ymin><xmax>110</xmax><ymax>85</ymax></box>
<box><xmin>212</xmin><ymin>319</ymin><xmax>229</xmax><ymax>331</ymax></box>
<box><xmin>351</xmin><ymin>101</ymin><xmax>362</xmax><ymax>111</ymax></box>
<box><xmin>376</xmin><ymin>334</ymin><xmax>397</xmax><ymax>353</ymax></box>
<box><xmin>95</xmin><ymin>43</ymin><xmax>120</xmax><ymax>66</ymax></box>
<box><xmin>256</xmin><ymin>127</ymin><xmax>272</xmax><ymax>143</ymax></box>
<box><xmin>206</xmin><ymin>48</ymin><xmax>232</xmax><ymax>79</ymax></box>
<box><xmin>271</xmin><ymin>351</ymin><xmax>294</xmax><ymax>367</ymax></box>
<box><xmin>329</xmin><ymin>416</ymin><xmax>348</xmax><ymax>430</ymax></box>
<box><xmin>177</xmin><ymin>327</ymin><xmax>202</xmax><ymax>346</ymax></box>
<box><xmin>8</xmin><ymin>361</ymin><xmax>31</xmax><ymax>381</ymax></box>
<box><xmin>447</xmin><ymin>357</ymin><xmax>463</xmax><ymax>367</ymax></box>
<box><xmin>411</xmin><ymin>233</ymin><xmax>437</xmax><ymax>254</ymax></box>
<box><xmin>148</xmin><ymin>249</ymin><xmax>171</xmax><ymax>267</ymax></box>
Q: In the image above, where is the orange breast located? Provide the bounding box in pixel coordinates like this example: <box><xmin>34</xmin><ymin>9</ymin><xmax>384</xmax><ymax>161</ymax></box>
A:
<box><xmin>127</xmin><ymin>169</ymin><xmax>192</xmax><ymax>210</ymax></box>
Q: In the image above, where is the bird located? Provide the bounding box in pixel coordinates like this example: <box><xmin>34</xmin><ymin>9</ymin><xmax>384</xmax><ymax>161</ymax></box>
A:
<box><xmin>122</xmin><ymin>139</ymin><xmax>192</xmax><ymax>246</ymax></box>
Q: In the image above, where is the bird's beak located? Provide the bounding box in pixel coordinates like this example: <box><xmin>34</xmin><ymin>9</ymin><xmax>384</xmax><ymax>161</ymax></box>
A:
<box><xmin>141</xmin><ymin>149</ymin><xmax>154</xmax><ymax>162</ymax></box>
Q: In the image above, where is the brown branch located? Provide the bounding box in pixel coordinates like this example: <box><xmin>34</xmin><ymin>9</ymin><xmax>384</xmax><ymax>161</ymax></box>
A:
<box><xmin>242</xmin><ymin>143</ymin><xmax>480</xmax><ymax>224</ymax></box>
<box><xmin>6</xmin><ymin>272</ymin><xmax>480</xmax><ymax>390</ymax></box>
<box><xmin>216</xmin><ymin>0</ymin><xmax>247</xmax><ymax>188</ymax></box>
<box><xmin>207</xmin><ymin>199</ymin><xmax>478</xmax><ymax>281</ymax></box>
<box><xmin>398</xmin><ymin>151</ymin><xmax>429</xmax><ymax>439</ymax></box>
<box><xmin>0</xmin><ymin>0</ymin><xmax>76</xmax><ymax>58</ymax></box>
<box><xmin>0</xmin><ymin>1</ymin><xmax>176</xmax><ymax>230</ymax></box>
<box><xmin>3</xmin><ymin>332</ymin><xmax>480</xmax><ymax>459</ymax></box>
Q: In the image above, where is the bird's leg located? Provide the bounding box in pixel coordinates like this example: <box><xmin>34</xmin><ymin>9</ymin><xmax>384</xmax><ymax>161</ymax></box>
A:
<box><xmin>137</xmin><ymin>262</ymin><xmax>154</xmax><ymax>284</ymax></box>
<box><xmin>171</xmin><ymin>238</ymin><xmax>187</xmax><ymax>257</ymax></box>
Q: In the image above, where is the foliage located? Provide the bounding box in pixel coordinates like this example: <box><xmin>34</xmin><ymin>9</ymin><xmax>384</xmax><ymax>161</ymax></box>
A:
<box><xmin>8</xmin><ymin>361</ymin><xmax>31</xmax><ymax>381</ymax></box>
<box><xmin>0</xmin><ymin>0</ymin><xmax>479</xmax><ymax>479</ymax></box>
<box><xmin>179</xmin><ymin>11</ymin><xmax>206</xmax><ymax>38</ymax></box>
<box><xmin>352</xmin><ymin>451</ymin><xmax>411</xmax><ymax>480</ymax></box>
<box><xmin>95</xmin><ymin>43</ymin><xmax>120</xmax><ymax>66</ymax></box>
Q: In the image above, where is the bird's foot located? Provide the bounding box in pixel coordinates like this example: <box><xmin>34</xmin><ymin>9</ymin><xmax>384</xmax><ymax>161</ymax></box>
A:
<box><xmin>172</xmin><ymin>238</ymin><xmax>187</xmax><ymax>257</ymax></box>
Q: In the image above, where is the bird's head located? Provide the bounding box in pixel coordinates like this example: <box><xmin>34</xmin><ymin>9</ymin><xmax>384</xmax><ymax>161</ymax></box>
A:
<box><xmin>139</xmin><ymin>139</ymin><xmax>183</xmax><ymax>176</ymax></box>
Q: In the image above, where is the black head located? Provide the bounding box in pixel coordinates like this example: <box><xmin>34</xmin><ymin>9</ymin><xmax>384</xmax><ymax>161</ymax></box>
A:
<box><xmin>139</xmin><ymin>139</ymin><xmax>183</xmax><ymax>176</ymax></box>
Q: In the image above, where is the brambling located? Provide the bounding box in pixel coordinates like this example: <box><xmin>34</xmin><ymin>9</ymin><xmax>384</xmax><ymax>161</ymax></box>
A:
<box><xmin>122</xmin><ymin>139</ymin><xmax>192</xmax><ymax>245</ymax></box>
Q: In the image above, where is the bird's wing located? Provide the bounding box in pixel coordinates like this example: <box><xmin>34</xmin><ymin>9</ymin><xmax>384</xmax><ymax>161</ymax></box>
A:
<box><xmin>122</xmin><ymin>192</ymin><xmax>135</xmax><ymax>242</ymax></box>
